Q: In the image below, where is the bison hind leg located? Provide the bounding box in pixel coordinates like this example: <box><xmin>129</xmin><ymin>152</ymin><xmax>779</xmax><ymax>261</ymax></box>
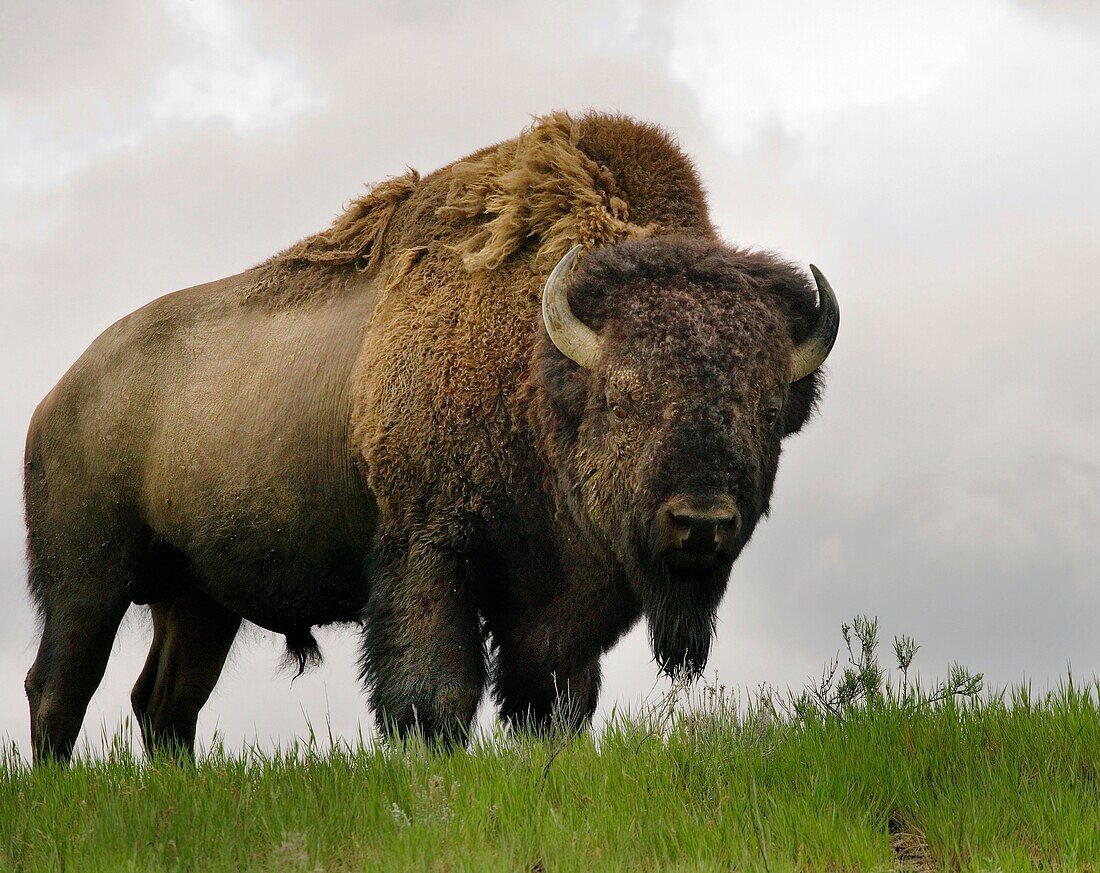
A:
<box><xmin>131</xmin><ymin>587</ymin><xmax>241</xmax><ymax>758</ymax></box>
<box><xmin>25</xmin><ymin>596</ymin><xmax>130</xmax><ymax>764</ymax></box>
<box><xmin>24</xmin><ymin>524</ymin><xmax>137</xmax><ymax>764</ymax></box>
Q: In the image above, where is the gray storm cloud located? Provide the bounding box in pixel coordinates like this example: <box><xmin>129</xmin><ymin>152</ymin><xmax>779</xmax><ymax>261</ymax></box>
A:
<box><xmin>1</xmin><ymin>0</ymin><xmax>1097</xmax><ymax>756</ymax></box>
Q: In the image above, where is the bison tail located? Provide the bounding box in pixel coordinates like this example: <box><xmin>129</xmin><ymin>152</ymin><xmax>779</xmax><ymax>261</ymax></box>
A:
<box><xmin>283</xmin><ymin>628</ymin><xmax>323</xmax><ymax>679</ymax></box>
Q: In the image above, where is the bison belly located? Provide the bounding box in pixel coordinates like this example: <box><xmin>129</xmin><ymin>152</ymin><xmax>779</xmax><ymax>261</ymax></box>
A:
<box><xmin>136</xmin><ymin>289</ymin><xmax>378</xmax><ymax>631</ymax></box>
<box><xmin>30</xmin><ymin>275</ymin><xmax>379</xmax><ymax>635</ymax></box>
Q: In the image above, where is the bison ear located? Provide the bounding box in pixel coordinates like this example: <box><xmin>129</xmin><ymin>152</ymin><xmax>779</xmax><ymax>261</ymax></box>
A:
<box><xmin>781</xmin><ymin>373</ymin><xmax>820</xmax><ymax>437</ymax></box>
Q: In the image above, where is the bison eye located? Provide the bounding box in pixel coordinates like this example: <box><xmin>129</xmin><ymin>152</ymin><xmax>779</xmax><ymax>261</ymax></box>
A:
<box><xmin>764</xmin><ymin>406</ymin><xmax>780</xmax><ymax>426</ymax></box>
<box><xmin>606</xmin><ymin>386</ymin><xmax>633</xmax><ymax>421</ymax></box>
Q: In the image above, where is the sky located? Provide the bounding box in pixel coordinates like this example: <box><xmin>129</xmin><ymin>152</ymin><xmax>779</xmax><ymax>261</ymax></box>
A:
<box><xmin>1</xmin><ymin>0</ymin><xmax>1098</xmax><ymax>758</ymax></box>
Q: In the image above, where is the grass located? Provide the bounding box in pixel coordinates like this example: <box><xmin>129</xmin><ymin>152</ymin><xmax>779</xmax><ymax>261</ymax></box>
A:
<box><xmin>2</xmin><ymin>622</ymin><xmax>1099</xmax><ymax>872</ymax></box>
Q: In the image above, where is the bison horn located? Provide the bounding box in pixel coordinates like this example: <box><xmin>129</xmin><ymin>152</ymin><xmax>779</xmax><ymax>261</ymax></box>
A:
<box><xmin>789</xmin><ymin>264</ymin><xmax>841</xmax><ymax>383</ymax></box>
<box><xmin>542</xmin><ymin>244</ymin><xmax>603</xmax><ymax>369</ymax></box>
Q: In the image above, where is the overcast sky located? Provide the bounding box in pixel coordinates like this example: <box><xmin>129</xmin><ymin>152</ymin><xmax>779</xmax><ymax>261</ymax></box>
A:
<box><xmin>2</xmin><ymin>0</ymin><xmax>1098</xmax><ymax>758</ymax></box>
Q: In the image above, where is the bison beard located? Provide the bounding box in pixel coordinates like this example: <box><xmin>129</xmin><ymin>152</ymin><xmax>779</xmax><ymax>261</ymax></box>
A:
<box><xmin>618</xmin><ymin>506</ymin><xmax>738</xmax><ymax>679</ymax></box>
<box><xmin>641</xmin><ymin>567</ymin><xmax>728</xmax><ymax>679</ymax></box>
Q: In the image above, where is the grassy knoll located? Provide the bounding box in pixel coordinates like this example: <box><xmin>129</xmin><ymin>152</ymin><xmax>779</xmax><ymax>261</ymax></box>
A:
<box><xmin>2</xmin><ymin>624</ymin><xmax>1099</xmax><ymax>871</ymax></box>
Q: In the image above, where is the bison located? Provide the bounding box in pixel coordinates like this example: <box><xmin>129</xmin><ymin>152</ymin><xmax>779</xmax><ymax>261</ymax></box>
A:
<box><xmin>23</xmin><ymin>112</ymin><xmax>838</xmax><ymax>762</ymax></box>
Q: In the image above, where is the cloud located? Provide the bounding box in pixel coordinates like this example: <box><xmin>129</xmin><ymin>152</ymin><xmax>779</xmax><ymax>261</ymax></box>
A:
<box><xmin>640</xmin><ymin>0</ymin><xmax>1100</xmax><ymax>695</ymax></box>
<box><xmin>151</xmin><ymin>0</ymin><xmax>322</xmax><ymax>131</ymax></box>
<box><xmin>664</xmin><ymin>0</ymin><xmax>1008</xmax><ymax>152</ymax></box>
<box><xmin>2</xmin><ymin>0</ymin><xmax>1098</xmax><ymax>757</ymax></box>
<box><xmin>0</xmin><ymin>0</ymin><xmax>322</xmax><ymax>234</ymax></box>
<box><xmin>0</xmin><ymin>1</ymin><xmax>165</xmax><ymax>106</ymax></box>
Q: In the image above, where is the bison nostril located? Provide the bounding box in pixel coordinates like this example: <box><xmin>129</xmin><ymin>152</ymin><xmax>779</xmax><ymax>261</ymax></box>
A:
<box><xmin>667</xmin><ymin>506</ymin><xmax>740</xmax><ymax>552</ymax></box>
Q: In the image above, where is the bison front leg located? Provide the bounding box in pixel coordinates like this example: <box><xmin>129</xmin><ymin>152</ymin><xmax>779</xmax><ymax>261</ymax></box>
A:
<box><xmin>361</xmin><ymin>537</ymin><xmax>485</xmax><ymax>747</ymax></box>
<box><xmin>493</xmin><ymin>654</ymin><xmax>602</xmax><ymax>736</ymax></box>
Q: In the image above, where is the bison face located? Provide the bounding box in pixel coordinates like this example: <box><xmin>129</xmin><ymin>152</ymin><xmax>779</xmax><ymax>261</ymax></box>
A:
<box><xmin>534</xmin><ymin>236</ymin><xmax>838</xmax><ymax>677</ymax></box>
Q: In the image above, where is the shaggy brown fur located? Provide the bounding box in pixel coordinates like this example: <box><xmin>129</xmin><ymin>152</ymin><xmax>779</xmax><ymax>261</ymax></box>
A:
<box><xmin>23</xmin><ymin>111</ymin><xmax>830</xmax><ymax>762</ymax></box>
<box><xmin>242</xmin><ymin>169</ymin><xmax>421</xmax><ymax>309</ymax></box>
<box><xmin>243</xmin><ymin>111</ymin><xmax>714</xmax><ymax>310</ymax></box>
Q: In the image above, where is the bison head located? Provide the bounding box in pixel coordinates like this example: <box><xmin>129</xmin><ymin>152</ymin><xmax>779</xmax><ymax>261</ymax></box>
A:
<box><xmin>532</xmin><ymin>235</ymin><xmax>838</xmax><ymax>678</ymax></box>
